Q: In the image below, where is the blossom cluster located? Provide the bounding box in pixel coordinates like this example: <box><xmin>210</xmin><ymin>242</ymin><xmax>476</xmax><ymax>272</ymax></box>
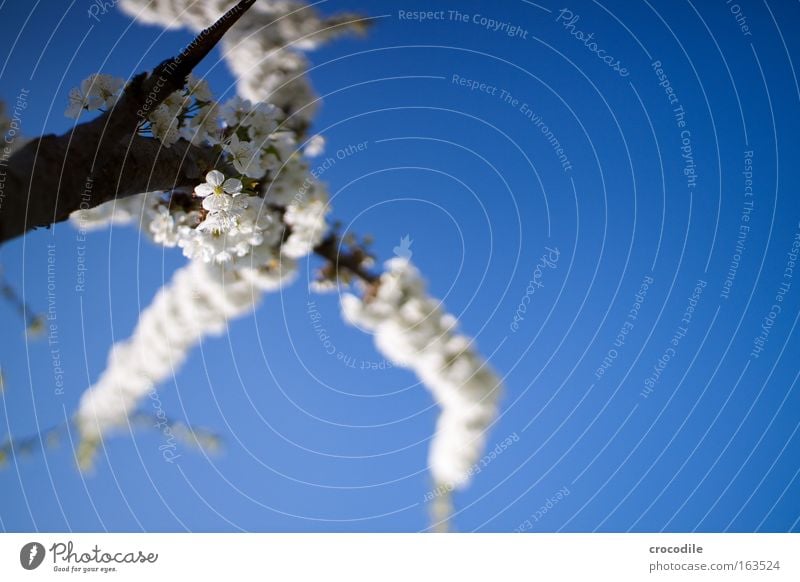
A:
<box><xmin>148</xmin><ymin>74</ymin><xmax>216</xmax><ymax>147</ymax></box>
<box><xmin>75</xmin><ymin>259</ymin><xmax>293</xmax><ymax>448</ymax></box>
<box><xmin>70</xmin><ymin>87</ymin><xmax>330</xmax><ymax>268</ymax></box>
<box><xmin>64</xmin><ymin>74</ymin><xmax>125</xmax><ymax>119</ymax></box>
<box><xmin>341</xmin><ymin>258</ymin><xmax>502</xmax><ymax>492</ymax></box>
<box><xmin>62</xmin><ymin>69</ymin><xmax>215</xmax><ymax>147</ymax></box>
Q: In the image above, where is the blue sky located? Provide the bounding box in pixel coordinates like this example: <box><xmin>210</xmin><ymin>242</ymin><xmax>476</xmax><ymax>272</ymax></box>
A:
<box><xmin>1</xmin><ymin>0</ymin><xmax>799</xmax><ymax>532</ymax></box>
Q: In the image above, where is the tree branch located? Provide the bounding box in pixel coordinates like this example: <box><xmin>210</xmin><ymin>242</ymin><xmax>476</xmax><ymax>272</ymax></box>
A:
<box><xmin>314</xmin><ymin>233</ymin><xmax>379</xmax><ymax>285</ymax></box>
<box><xmin>130</xmin><ymin>0</ymin><xmax>257</xmax><ymax>122</ymax></box>
<box><xmin>0</xmin><ymin>0</ymin><xmax>256</xmax><ymax>244</ymax></box>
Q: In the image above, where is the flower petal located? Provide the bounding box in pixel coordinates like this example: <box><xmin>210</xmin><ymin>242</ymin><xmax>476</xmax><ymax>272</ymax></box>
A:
<box><xmin>205</xmin><ymin>170</ymin><xmax>224</xmax><ymax>187</ymax></box>
<box><xmin>222</xmin><ymin>178</ymin><xmax>243</xmax><ymax>195</ymax></box>
<box><xmin>203</xmin><ymin>194</ymin><xmax>233</xmax><ymax>212</ymax></box>
<box><xmin>194</xmin><ymin>183</ymin><xmax>215</xmax><ymax>198</ymax></box>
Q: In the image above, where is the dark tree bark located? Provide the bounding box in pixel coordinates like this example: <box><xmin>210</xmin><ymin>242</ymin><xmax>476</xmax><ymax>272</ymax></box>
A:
<box><xmin>1</xmin><ymin>132</ymin><xmax>226</xmax><ymax>242</ymax></box>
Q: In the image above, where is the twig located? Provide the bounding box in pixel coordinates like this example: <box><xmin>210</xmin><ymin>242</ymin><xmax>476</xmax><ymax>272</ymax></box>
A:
<box><xmin>130</xmin><ymin>0</ymin><xmax>257</xmax><ymax>122</ymax></box>
<box><xmin>314</xmin><ymin>233</ymin><xmax>380</xmax><ymax>285</ymax></box>
<box><xmin>0</xmin><ymin>268</ymin><xmax>43</xmax><ymax>331</ymax></box>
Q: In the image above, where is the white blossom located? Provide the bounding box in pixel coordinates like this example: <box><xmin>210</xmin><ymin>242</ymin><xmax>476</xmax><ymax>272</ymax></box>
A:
<box><xmin>161</xmin><ymin>90</ymin><xmax>188</xmax><ymax>116</ymax></box>
<box><xmin>69</xmin><ymin>192</ymin><xmax>149</xmax><ymax>230</ymax></box>
<box><xmin>180</xmin><ymin>102</ymin><xmax>221</xmax><ymax>144</ymax></box>
<box><xmin>194</xmin><ymin>170</ymin><xmax>242</xmax><ymax>199</ymax></box>
<box><xmin>304</xmin><ymin>134</ymin><xmax>325</xmax><ymax>157</ymax></box>
<box><xmin>224</xmin><ymin>134</ymin><xmax>266</xmax><ymax>178</ymax></box>
<box><xmin>65</xmin><ymin>74</ymin><xmax>124</xmax><ymax>118</ymax></box>
<box><xmin>282</xmin><ymin>197</ymin><xmax>328</xmax><ymax>258</ymax></box>
<box><xmin>148</xmin><ymin>205</ymin><xmax>179</xmax><ymax>246</ymax></box>
<box><xmin>193</xmin><ymin>171</ymin><xmax>248</xmax><ymax>234</ymax></box>
<box><xmin>186</xmin><ymin>73</ymin><xmax>213</xmax><ymax>102</ymax></box>
<box><xmin>220</xmin><ymin>95</ymin><xmax>253</xmax><ymax>126</ymax></box>
<box><xmin>180</xmin><ymin>176</ymin><xmax>286</xmax><ymax>265</ymax></box>
<box><xmin>149</xmin><ymin>205</ymin><xmax>202</xmax><ymax>246</ymax></box>
<box><xmin>148</xmin><ymin>103</ymin><xmax>181</xmax><ymax>147</ymax></box>
<box><xmin>264</xmin><ymin>155</ymin><xmax>312</xmax><ymax>206</ymax></box>
<box><xmin>246</xmin><ymin>102</ymin><xmax>280</xmax><ymax>144</ymax></box>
